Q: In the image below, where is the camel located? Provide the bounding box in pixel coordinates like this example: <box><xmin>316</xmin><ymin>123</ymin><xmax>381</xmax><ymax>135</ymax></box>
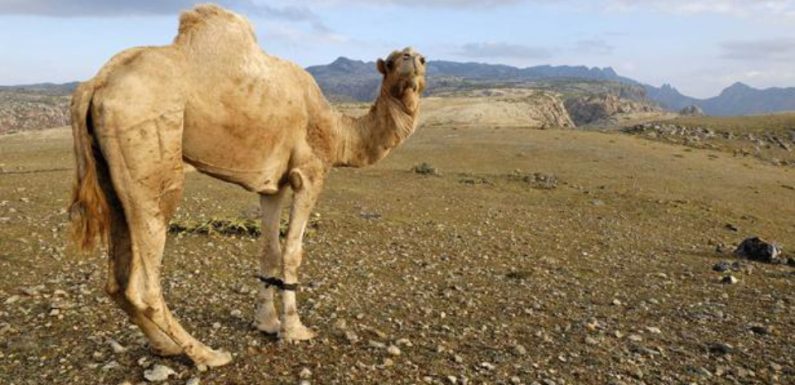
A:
<box><xmin>68</xmin><ymin>4</ymin><xmax>425</xmax><ymax>367</ymax></box>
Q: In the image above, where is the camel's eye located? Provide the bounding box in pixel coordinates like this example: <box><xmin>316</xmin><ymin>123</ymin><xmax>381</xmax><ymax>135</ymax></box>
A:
<box><xmin>419</xmin><ymin>56</ymin><xmax>426</xmax><ymax>65</ymax></box>
<box><xmin>386</xmin><ymin>59</ymin><xmax>395</xmax><ymax>70</ymax></box>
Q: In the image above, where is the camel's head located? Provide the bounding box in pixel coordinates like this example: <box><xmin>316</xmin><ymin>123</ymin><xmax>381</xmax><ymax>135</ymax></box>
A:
<box><xmin>377</xmin><ymin>47</ymin><xmax>426</xmax><ymax>112</ymax></box>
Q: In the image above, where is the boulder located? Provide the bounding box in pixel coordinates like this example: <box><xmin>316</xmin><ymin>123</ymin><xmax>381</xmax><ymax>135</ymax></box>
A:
<box><xmin>733</xmin><ymin>237</ymin><xmax>783</xmax><ymax>263</ymax></box>
<box><xmin>679</xmin><ymin>104</ymin><xmax>705</xmax><ymax>116</ymax></box>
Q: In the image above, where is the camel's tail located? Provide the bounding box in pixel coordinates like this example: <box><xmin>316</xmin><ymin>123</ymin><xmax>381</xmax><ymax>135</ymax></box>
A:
<box><xmin>69</xmin><ymin>81</ymin><xmax>111</xmax><ymax>253</ymax></box>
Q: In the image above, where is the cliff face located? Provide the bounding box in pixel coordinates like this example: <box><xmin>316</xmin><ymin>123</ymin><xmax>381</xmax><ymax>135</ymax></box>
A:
<box><xmin>419</xmin><ymin>89</ymin><xmax>575</xmax><ymax>129</ymax></box>
<box><xmin>0</xmin><ymin>91</ymin><xmax>70</xmax><ymax>134</ymax></box>
<box><xmin>564</xmin><ymin>93</ymin><xmax>661</xmax><ymax>126</ymax></box>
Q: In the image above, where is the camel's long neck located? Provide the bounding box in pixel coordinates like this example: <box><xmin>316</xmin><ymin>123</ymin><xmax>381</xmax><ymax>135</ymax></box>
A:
<box><xmin>332</xmin><ymin>90</ymin><xmax>418</xmax><ymax>167</ymax></box>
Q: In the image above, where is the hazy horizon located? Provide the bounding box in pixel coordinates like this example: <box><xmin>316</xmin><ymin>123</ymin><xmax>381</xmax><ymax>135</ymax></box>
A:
<box><xmin>1</xmin><ymin>0</ymin><xmax>794</xmax><ymax>98</ymax></box>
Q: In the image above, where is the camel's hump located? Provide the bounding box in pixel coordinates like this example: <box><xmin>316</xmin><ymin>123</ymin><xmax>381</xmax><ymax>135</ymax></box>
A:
<box><xmin>175</xmin><ymin>4</ymin><xmax>257</xmax><ymax>46</ymax></box>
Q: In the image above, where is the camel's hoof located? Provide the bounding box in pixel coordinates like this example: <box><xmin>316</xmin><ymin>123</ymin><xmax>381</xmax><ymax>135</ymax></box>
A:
<box><xmin>279</xmin><ymin>324</ymin><xmax>316</xmax><ymax>342</ymax></box>
<box><xmin>255</xmin><ymin>318</ymin><xmax>281</xmax><ymax>335</ymax></box>
<box><xmin>195</xmin><ymin>349</ymin><xmax>233</xmax><ymax>368</ymax></box>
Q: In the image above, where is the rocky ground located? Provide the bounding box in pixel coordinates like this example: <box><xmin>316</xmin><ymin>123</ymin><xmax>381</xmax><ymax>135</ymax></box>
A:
<box><xmin>0</xmin><ymin>91</ymin><xmax>70</xmax><ymax>134</ymax></box>
<box><xmin>0</xmin><ymin>124</ymin><xmax>793</xmax><ymax>385</ymax></box>
<box><xmin>623</xmin><ymin>120</ymin><xmax>795</xmax><ymax>167</ymax></box>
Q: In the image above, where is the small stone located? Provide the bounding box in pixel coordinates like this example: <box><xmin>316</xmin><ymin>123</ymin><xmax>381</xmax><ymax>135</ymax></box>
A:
<box><xmin>230</xmin><ymin>309</ymin><xmax>243</xmax><ymax>319</ymax></box>
<box><xmin>713</xmin><ymin>262</ymin><xmax>730</xmax><ymax>272</ymax></box>
<box><xmin>628</xmin><ymin>334</ymin><xmax>643</xmax><ymax>342</ymax></box>
<box><xmin>186</xmin><ymin>377</ymin><xmax>200</xmax><ymax>385</ymax></box>
<box><xmin>102</xmin><ymin>360</ymin><xmax>121</xmax><ymax>371</ymax></box>
<box><xmin>510</xmin><ymin>376</ymin><xmax>521</xmax><ymax>385</ymax></box>
<box><xmin>454</xmin><ymin>354</ymin><xmax>464</xmax><ymax>363</ymax></box>
<box><xmin>212</xmin><ymin>322</ymin><xmax>222</xmax><ymax>329</ymax></box>
<box><xmin>721</xmin><ymin>275</ymin><xmax>738</xmax><ymax>284</ymax></box>
<box><xmin>368</xmin><ymin>340</ymin><xmax>386</xmax><ymax>349</ymax></box>
<box><xmin>480</xmin><ymin>362</ymin><xmax>495</xmax><ymax>370</ymax></box>
<box><xmin>585</xmin><ymin>336</ymin><xmax>600</xmax><ymax>345</ymax></box>
<box><xmin>299</xmin><ymin>367</ymin><xmax>312</xmax><ymax>379</ymax></box>
<box><xmin>447</xmin><ymin>375</ymin><xmax>458</xmax><ymax>384</ymax></box>
<box><xmin>332</xmin><ymin>319</ymin><xmax>347</xmax><ymax>331</ymax></box>
<box><xmin>108</xmin><ymin>338</ymin><xmax>127</xmax><ymax>354</ymax></box>
<box><xmin>749</xmin><ymin>324</ymin><xmax>770</xmax><ymax>335</ymax></box>
<box><xmin>611</xmin><ymin>299</ymin><xmax>622</xmax><ymax>306</ymax></box>
<box><xmin>708</xmin><ymin>342</ymin><xmax>733</xmax><ymax>355</ymax></box>
<box><xmin>512</xmin><ymin>344</ymin><xmax>527</xmax><ymax>356</ymax></box>
<box><xmin>344</xmin><ymin>330</ymin><xmax>359</xmax><ymax>344</ymax></box>
<box><xmin>387</xmin><ymin>345</ymin><xmax>401</xmax><ymax>356</ymax></box>
<box><xmin>20</xmin><ymin>286</ymin><xmax>42</xmax><ymax>296</ymax></box>
<box><xmin>4</xmin><ymin>295</ymin><xmax>20</xmax><ymax>304</ymax></box>
<box><xmin>143</xmin><ymin>364</ymin><xmax>176</xmax><ymax>382</ymax></box>
<box><xmin>382</xmin><ymin>358</ymin><xmax>394</xmax><ymax>367</ymax></box>
<box><xmin>299</xmin><ymin>381</ymin><xmax>310</xmax><ymax>385</ymax></box>
<box><xmin>645</xmin><ymin>326</ymin><xmax>662</xmax><ymax>334</ymax></box>
<box><xmin>137</xmin><ymin>357</ymin><xmax>150</xmax><ymax>368</ymax></box>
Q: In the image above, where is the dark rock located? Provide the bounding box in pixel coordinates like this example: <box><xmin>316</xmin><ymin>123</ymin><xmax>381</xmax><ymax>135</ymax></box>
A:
<box><xmin>679</xmin><ymin>104</ymin><xmax>704</xmax><ymax>116</ymax></box>
<box><xmin>412</xmin><ymin>162</ymin><xmax>440</xmax><ymax>176</ymax></box>
<box><xmin>712</xmin><ymin>261</ymin><xmax>730</xmax><ymax>272</ymax></box>
<box><xmin>733</xmin><ymin>236</ymin><xmax>783</xmax><ymax>263</ymax></box>
<box><xmin>707</xmin><ymin>342</ymin><xmax>734</xmax><ymax>355</ymax></box>
<box><xmin>749</xmin><ymin>324</ymin><xmax>771</xmax><ymax>335</ymax></box>
<box><xmin>721</xmin><ymin>275</ymin><xmax>738</xmax><ymax>284</ymax></box>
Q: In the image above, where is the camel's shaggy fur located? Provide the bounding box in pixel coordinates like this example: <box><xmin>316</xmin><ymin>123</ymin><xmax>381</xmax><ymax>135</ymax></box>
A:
<box><xmin>69</xmin><ymin>4</ymin><xmax>425</xmax><ymax>367</ymax></box>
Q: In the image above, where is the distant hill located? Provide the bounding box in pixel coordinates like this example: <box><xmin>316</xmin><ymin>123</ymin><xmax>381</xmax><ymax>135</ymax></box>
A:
<box><xmin>307</xmin><ymin>58</ymin><xmax>642</xmax><ymax>102</ymax></box>
<box><xmin>644</xmin><ymin>82</ymin><xmax>795</xmax><ymax>116</ymax></box>
<box><xmin>0</xmin><ymin>82</ymin><xmax>78</xmax><ymax>95</ymax></box>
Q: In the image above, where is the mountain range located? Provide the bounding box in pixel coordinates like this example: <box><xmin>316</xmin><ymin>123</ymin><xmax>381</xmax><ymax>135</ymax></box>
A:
<box><xmin>3</xmin><ymin>59</ymin><xmax>795</xmax><ymax>121</ymax></box>
<box><xmin>308</xmin><ymin>57</ymin><xmax>795</xmax><ymax>116</ymax></box>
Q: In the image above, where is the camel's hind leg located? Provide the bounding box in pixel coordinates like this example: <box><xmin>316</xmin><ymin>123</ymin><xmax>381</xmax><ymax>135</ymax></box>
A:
<box><xmin>104</xmin><ymin>198</ymin><xmax>182</xmax><ymax>356</ymax></box>
<box><xmin>97</xmin><ymin>112</ymin><xmax>231</xmax><ymax>367</ymax></box>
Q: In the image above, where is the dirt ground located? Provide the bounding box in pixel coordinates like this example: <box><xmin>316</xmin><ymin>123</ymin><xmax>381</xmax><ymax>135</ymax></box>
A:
<box><xmin>0</xmin><ymin>121</ymin><xmax>793</xmax><ymax>385</ymax></box>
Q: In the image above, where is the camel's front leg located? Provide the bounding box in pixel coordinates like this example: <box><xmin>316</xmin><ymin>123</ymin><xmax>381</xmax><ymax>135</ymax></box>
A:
<box><xmin>254</xmin><ymin>189</ymin><xmax>286</xmax><ymax>334</ymax></box>
<box><xmin>279</xmin><ymin>167</ymin><xmax>324</xmax><ymax>341</ymax></box>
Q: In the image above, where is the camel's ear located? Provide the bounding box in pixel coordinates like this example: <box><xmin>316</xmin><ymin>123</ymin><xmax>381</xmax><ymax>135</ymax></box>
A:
<box><xmin>377</xmin><ymin>59</ymin><xmax>387</xmax><ymax>75</ymax></box>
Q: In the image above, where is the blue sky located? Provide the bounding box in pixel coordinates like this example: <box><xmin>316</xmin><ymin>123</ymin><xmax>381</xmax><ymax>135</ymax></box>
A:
<box><xmin>1</xmin><ymin>0</ymin><xmax>794</xmax><ymax>98</ymax></box>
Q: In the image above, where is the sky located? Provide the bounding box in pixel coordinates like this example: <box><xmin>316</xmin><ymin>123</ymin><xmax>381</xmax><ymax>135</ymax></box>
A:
<box><xmin>1</xmin><ymin>0</ymin><xmax>794</xmax><ymax>98</ymax></box>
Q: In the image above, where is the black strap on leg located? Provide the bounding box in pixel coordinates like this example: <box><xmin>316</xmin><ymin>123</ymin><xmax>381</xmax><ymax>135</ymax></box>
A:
<box><xmin>255</xmin><ymin>275</ymin><xmax>299</xmax><ymax>291</ymax></box>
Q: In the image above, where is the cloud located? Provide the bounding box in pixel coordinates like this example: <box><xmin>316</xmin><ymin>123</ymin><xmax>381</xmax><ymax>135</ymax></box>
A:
<box><xmin>0</xmin><ymin>0</ymin><xmax>336</xmax><ymax>38</ymax></box>
<box><xmin>606</xmin><ymin>0</ymin><xmax>795</xmax><ymax>16</ymax></box>
<box><xmin>457</xmin><ymin>42</ymin><xmax>553</xmax><ymax>59</ymax></box>
<box><xmin>304</xmin><ymin>0</ymin><xmax>523</xmax><ymax>7</ymax></box>
<box><xmin>574</xmin><ymin>39</ymin><xmax>614</xmax><ymax>55</ymax></box>
<box><xmin>0</xmin><ymin>0</ymin><xmax>317</xmax><ymax>22</ymax></box>
<box><xmin>720</xmin><ymin>38</ymin><xmax>795</xmax><ymax>62</ymax></box>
